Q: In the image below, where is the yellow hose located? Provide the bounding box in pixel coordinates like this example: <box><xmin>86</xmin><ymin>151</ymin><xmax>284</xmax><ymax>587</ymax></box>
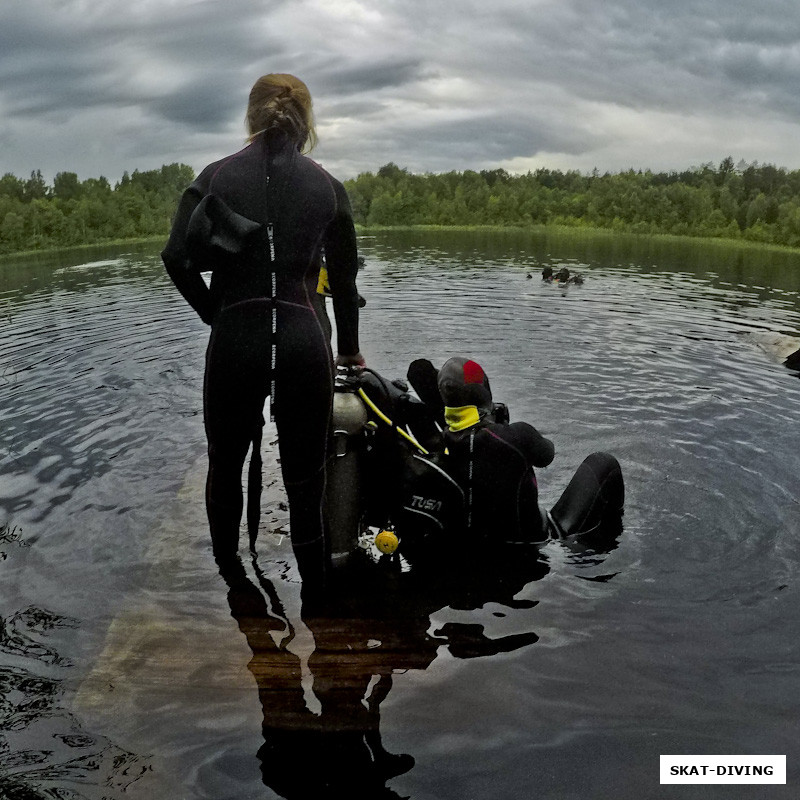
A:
<box><xmin>357</xmin><ymin>388</ymin><xmax>429</xmax><ymax>455</ymax></box>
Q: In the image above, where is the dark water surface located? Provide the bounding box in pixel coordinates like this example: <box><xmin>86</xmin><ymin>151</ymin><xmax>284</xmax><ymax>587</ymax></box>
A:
<box><xmin>1</xmin><ymin>230</ymin><xmax>799</xmax><ymax>799</ymax></box>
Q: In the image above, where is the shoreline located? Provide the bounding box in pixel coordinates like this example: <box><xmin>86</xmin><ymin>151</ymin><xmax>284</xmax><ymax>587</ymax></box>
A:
<box><xmin>2</xmin><ymin>225</ymin><xmax>800</xmax><ymax>263</ymax></box>
<box><xmin>355</xmin><ymin>223</ymin><xmax>800</xmax><ymax>255</ymax></box>
<box><xmin>0</xmin><ymin>236</ymin><xmax>166</xmax><ymax>263</ymax></box>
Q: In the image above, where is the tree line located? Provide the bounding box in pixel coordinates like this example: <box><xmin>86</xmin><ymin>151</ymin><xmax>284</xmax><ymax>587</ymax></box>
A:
<box><xmin>3</xmin><ymin>156</ymin><xmax>800</xmax><ymax>255</ymax></box>
<box><xmin>0</xmin><ymin>164</ymin><xmax>194</xmax><ymax>254</ymax></box>
<box><xmin>344</xmin><ymin>157</ymin><xmax>800</xmax><ymax>247</ymax></box>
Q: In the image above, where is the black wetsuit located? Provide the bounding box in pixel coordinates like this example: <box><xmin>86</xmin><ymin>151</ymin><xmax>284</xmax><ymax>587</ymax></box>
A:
<box><xmin>162</xmin><ymin>130</ymin><xmax>360</xmax><ymax>578</ymax></box>
<box><xmin>442</xmin><ymin>420</ymin><xmax>555</xmax><ymax>542</ymax></box>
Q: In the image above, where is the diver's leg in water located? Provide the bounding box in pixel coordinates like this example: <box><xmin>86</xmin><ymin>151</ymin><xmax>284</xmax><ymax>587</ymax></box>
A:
<box><xmin>548</xmin><ymin>452</ymin><xmax>624</xmax><ymax>537</ymax></box>
<box><xmin>204</xmin><ymin>305</ymin><xmax>270</xmax><ymax>565</ymax></box>
<box><xmin>274</xmin><ymin>308</ymin><xmax>334</xmax><ymax>589</ymax></box>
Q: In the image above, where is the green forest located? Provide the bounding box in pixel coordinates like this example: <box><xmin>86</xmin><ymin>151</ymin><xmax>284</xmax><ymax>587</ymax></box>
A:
<box><xmin>344</xmin><ymin>157</ymin><xmax>800</xmax><ymax>247</ymax></box>
<box><xmin>3</xmin><ymin>156</ymin><xmax>800</xmax><ymax>255</ymax></box>
<box><xmin>0</xmin><ymin>164</ymin><xmax>194</xmax><ymax>255</ymax></box>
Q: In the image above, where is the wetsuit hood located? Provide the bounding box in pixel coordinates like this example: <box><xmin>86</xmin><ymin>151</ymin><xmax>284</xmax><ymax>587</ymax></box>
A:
<box><xmin>437</xmin><ymin>357</ymin><xmax>493</xmax><ymax>420</ymax></box>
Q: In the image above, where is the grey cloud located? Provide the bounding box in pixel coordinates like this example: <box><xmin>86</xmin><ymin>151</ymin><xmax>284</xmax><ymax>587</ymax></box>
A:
<box><xmin>0</xmin><ymin>1</ymin><xmax>283</xmax><ymax>121</ymax></box>
<box><xmin>149</xmin><ymin>74</ymin><xmax>246</xmax><ymax>130</ymax></box>
<box><xmin>309</xmin><ymin>58</ymin><xmax>426</xmax><ymax>96</ymax></box>
<box><xmin>716</xmin><ymin>45</ymin><xmax>797</xmax><ymax>86</ymax></box>
<box><xmin>323</xmin><ymin>99</ymin><xmax>385</xmax><ymax>118</ymax></box>
<box><xmin>404</xmin><ymin>114</ymin><xmax>595</xmax><ymax>164</ymax></box>
<box><xmin>717</xmin><ymin>15</ymin><xmax>800</xmax><ymax>46</ymax></box>
<box><xmin>0</xmin><ymin>11</ymin><xmax>106</xmax><ymax>114</ymax></box>
<box><xmin>481</xmin><ymin>0</ymin><xmax>800</xmax><ymax>121</ymax></box>
<box><xmin>320</xmin><ymin>110</ymin><xmax>598</xmax><ymax>177</ymax></box>
<box><xmin>3</xmin><ymin>0</ymin><xmax>800</xmax><ymax>183</ymax></box>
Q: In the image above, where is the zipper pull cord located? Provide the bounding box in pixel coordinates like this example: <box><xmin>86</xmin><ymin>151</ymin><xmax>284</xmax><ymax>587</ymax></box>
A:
<box><xmin>266</xmin><ymin>175</ymin><xmax>278</xmax><ymax>421</ymax></box>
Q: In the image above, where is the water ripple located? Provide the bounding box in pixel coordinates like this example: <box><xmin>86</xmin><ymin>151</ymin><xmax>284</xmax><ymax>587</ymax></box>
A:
<box><xmin>2</xmin><ymin>234</ymin><xmax>800</xmax><ymax>798</ymax></box>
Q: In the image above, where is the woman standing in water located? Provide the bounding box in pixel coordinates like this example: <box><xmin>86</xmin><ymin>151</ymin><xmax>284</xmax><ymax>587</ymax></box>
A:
<box><xmin>162</xmin><ymin>73</ymin><xmax>364</xmax><ymax>585</ymax></box>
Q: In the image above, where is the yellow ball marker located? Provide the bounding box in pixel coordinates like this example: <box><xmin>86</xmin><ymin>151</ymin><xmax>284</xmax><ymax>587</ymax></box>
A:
<box><xmin>374</xmin><ymin>530</ymin><xmax>399</xmax><ymax>554</ymax></box>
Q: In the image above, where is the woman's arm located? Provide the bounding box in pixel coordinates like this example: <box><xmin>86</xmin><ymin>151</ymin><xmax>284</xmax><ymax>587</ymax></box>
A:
<box><xmin>161</xmin><ymin>183</ymin><xmax>215</xmax><ymax>324</ymax></box>
<box><xmin>324</xmin><ymin>179</ymin><xmax>364</xmax><ymax>364</ymax></box>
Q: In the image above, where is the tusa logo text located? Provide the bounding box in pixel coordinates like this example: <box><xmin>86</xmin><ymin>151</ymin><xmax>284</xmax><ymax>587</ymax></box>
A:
<box><xmin>410</xmin><ymin>495</ymin><xmax>442</xmax><ymax>513</ymax></box>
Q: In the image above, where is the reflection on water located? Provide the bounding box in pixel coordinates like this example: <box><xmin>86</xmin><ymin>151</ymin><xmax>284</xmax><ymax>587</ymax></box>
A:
<box><xmin>217</xmin><ymin>543</ymin><xmax>558</xmax><ymax>799</ymax></box>
<box><xmin>2</xmin><ymin>231</ymin><xmax>800</xmax><ymax>798</ymax></box>
<box><xmin>215</xmin><ymin>518</ymin><xmax>620</xmax><ymax>798</ymax></box>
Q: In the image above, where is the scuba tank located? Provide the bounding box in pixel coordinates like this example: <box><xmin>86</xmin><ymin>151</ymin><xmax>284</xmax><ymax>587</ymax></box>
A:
<box><xmin>325</xmin><ymin>368</ymin><xmax>369</xmax><ymax>567</ymax></box>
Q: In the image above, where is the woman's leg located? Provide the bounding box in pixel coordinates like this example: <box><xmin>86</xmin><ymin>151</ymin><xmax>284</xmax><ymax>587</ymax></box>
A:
<box><xmin>273</xmin><ymin>305</ymin><xmax>334</xmax><ymax>587</ymax></box>
<box><xmin>204</xmin><ymin>304</ymin><xmax>271</xmax><ymax>564</ymax></box>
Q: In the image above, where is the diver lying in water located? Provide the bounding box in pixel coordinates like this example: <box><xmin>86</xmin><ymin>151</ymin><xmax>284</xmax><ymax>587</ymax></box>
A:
<box><xmin>328</xmin><ymin>357</ymin><xmax>625</xmax><ymax>565</ymax></box>
<box><xmin>404</xmin><ymin>357</ymin><xmax>622</xmax><ymax>546</ymax></box>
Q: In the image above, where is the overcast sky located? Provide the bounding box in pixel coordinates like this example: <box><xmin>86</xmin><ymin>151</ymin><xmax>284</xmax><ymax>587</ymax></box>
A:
<box><xmin>2</xmin><ymin>0</ymin><xmax>800</xmax><ymax>185</ymax></box>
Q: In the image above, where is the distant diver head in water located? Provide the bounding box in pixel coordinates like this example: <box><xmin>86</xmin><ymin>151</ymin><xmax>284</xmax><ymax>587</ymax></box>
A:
<box><xmin>437</xmin><ymin>357</ymin><xmax>494</xmax><ymax>422</ymax></box>
<box><xmin>246</xmin><ymin>73</ymin><xmax>317</xmax><ymax>152</ymax></box>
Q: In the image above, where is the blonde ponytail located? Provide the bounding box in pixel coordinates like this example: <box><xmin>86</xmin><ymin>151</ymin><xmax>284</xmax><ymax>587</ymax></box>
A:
<box><xmin>246</xmin><ymin>74</ymin><xmax>317</xmax><ymax>152</ymax></box>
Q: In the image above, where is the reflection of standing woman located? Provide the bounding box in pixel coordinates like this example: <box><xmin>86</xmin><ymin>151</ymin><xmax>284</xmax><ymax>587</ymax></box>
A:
<box><xmin>162</xmin><ymin>74</ymin><xmax>365</xmax><ymax>584</ymax></box>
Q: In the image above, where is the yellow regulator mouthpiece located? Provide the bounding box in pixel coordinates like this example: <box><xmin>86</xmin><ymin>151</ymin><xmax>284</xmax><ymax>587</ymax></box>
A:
<box><xmin>374</xmin><ymin>530</ymin><xmax>399</xmax><ymax>554</ymax></box>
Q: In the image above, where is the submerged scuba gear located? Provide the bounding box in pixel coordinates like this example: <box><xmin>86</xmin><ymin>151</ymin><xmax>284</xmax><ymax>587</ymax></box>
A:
<box><xmin>324</xmin><ymin>366</ymin><xmax>445</xmax><ymax>566</ymax></box>
<box><xmin>327</xmin><ymin>368</ymin><xmax>370</xmax><ymax>566</ymax></box>
<box><xmin>324</xmin><ymin>362</ymin><xmax>529</xmax><ymax>563</ymax></box>
<box><xmin>357</xmin><ymin>387</ymin><xmax>429</xmax><ymax>454</ymax></box>
<box><xmin>375</xmin><ymin>529</ymin><xmax>399</xmax><ymax>554</ymax></box>
<box><xmin>322</xmin><ymin>360</ymin><xmax>625</xmax><ymax>570</ymax></box>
